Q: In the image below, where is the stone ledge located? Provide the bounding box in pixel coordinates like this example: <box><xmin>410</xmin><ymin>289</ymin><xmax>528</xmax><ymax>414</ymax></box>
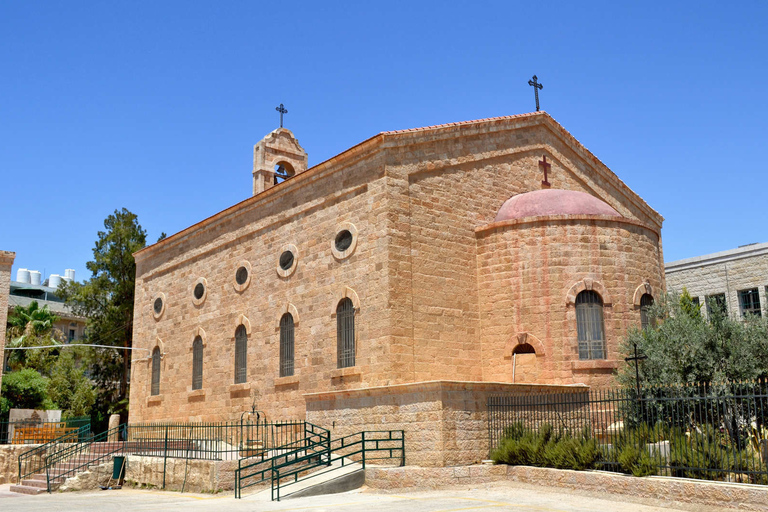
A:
<box><xmin>229</xmin><ymin>383</ymin><xmax>251</xmax><ymax>394</ymax></box>
<box><xmin>275</xmin><ymin>375</ymin><xmax>300</xmax><ymax>386</ymax></box>
<box><xmin>146</xmin><ymin>395</ymin><xmax>163</xmax><ymax>406</ymax></box>
<box><xmin>329</xmin><ymin>367</ymin><xmax>362</xmax><ymax>379</ymax></box>
<box><xmin>187</xmin><ymin>389</ymin><xmax>206</xmax><ymax>398</ymax></box>
<box><xmin>570</xmin><ymin>360</ymin><xmax>619</xmax><ymax>371</ymax></box>
<box><xmin>365</xmin><ymin>465</ymin><xmax>768</xmax><ymax>511</ymax></box>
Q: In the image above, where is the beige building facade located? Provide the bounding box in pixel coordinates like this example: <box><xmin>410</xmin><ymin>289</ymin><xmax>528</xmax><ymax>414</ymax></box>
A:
<box><xmin>665</xmin><ymin>241</ymin><xmax>768</xmax><ymax>318</ymax></box>
<box><xmin>0</xmin><ymin>251</ymin><xmax>16</xmax><ymax>398</ymax></box>
<box><xmin>128</xmin><ymin>112</ymin><xmax>665</xmax><ymax>462</ymax></box>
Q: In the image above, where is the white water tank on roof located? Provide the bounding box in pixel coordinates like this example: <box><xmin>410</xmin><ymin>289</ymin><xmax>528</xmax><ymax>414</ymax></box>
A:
<box><xmin>29</xmin><ymin>270</ymin><xmax>41</xmax><ymax>285</ymax></box>
<box><xmin>16</xmin><ymin>268</ymin><xmax>30</xmax><ymax>283</ymax></box>
<box><xmin>64</xmin><ymin>269</ymin><xmax>75</xmax><ymax>281</ymax></box>
<box><xmin>48</xmin><ymin>274</ymin><xmax>62</xmax><ymax>289</ymax></box>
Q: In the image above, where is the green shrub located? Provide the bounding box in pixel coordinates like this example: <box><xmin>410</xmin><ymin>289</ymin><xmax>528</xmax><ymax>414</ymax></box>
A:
<box><xmin>492</xmin><ymin>423</ymin><xmax>599</xmax><ymax>471</ymax></box>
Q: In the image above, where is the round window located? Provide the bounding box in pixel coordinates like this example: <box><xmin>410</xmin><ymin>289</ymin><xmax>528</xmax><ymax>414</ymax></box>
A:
<box><xmin>153</xmin><ymin>297</ymin><xmax>163</xmax><ymax>315</ymax></box>
<box><xmin>335</xmin><ymin>230</ymin><xmax>353</xmax><ymax>252</ymax></box>
<box><xmin>236</xmin><ymin>266</ymin><xmax>248</xmax><ymax>285</ymax></box>
<box><xmin>279</xmin><ymin>251</ymin><xmax>294</xmax><ymax>271</ymax></box>
<box><xmin>194</xmin><ymin>282</ymin><xmax>205</xmax><ymax>300</ymax></box>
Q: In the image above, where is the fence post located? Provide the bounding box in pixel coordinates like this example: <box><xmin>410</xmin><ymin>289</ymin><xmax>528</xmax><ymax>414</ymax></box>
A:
<box><xmin>362</xmin><ymin>431</ymin><xmax>366</xmax><ymax>469</ymax></box>
<box><xmin>162</xmin><ymin>424</ymin><xmax>168</xmax><ymax>489</ymax></box>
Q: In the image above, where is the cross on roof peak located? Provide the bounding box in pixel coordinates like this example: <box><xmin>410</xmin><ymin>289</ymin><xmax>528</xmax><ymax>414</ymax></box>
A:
<box><xmin>276</xmin><ymin>103</ymin><xmax>288</xmax><ymax>128</ymax></box>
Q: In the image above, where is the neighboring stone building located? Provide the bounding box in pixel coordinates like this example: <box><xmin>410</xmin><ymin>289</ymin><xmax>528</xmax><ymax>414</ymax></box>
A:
<box><xmin>0</xmin><ymin>251</ymin><xmax>16</xmax><ymax>398</ymax></box>
<box><xmin>665</xmin><ymin>241</ymin><xmax>768</xmax><ymax>318</ymax></box>
<box><xmin>128</xmin><ymin>112</ymin><xmax>665</xmax><ymax>464</ymax></box>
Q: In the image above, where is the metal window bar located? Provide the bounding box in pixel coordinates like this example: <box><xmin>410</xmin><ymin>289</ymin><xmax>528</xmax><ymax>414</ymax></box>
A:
<box><xmin>640</xmin><ymin>293</ymin><xmax>654</xmax><ymax>330</ymax></box>
<box><xmin>235</xmin><ymin>324</ymin><xmax>247</xmax><ymax>384</ymax></box>
<box><xmin>279</xmin><ymin>314</ymin><xmax>294</xmax><ymax>377</ymax></box>
<box><xmin>336</xmin><ymin>298</ymin><xmax>355</xmax><ymax>368</ymax></box>
<box><xmin>575</xmin><ymin>290</ymin><xmax>605</xmax><ymax>359</ymax></box>
<box><xmin>151</xmin><ymin>347</ymin><xmax>161</xmax><ymax>396</ymax></box>
<box><xmin>192</xmin><ymin>336</ymin><xmax>203</xmax><ymax>390</ymax></box>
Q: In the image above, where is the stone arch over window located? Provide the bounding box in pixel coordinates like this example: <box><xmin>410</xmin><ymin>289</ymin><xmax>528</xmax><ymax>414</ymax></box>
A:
<box><xmin>235</xmin><ymin>314</ymin><xmax>252</xmax><ymax>335</ymax></box>
<box><xmin>192</xmin><ymin>335</ymin><xmax>203</xmax><ymax>390</ymax></box>
<box><xmin>234</xmin><ymin>324</ymin><xmax>248</xmax><ymax>384</ymax></box>
<box><xmin>330</xmin><ymin>286</ymin><xmax>361</xmax><ymax>316</ymax></box>
<box><xmin>633</xmin><ymin>281</ymin><xmax>654</xmax><ymax>306</ymax></box>
<box><xmin>504</xmin><ymin>332</ymin><xmax>546</xmax><ymax>358</ymax></box>
<box><xmin>336</xmin><ymin>298</ymin><xmax>356</xmax><ymax>368</ymax></box>
<box><xmin>151</xmin><ymin>347</ymin><xmax>161</xmax><ymax>396</ymax></box>
<box><xmin>274</xmin><ymin>303</ymin><xmax>300</xmax><ymax>329</ymax></box>
<box><xmin>575</xmin><ymin>290</ymin><xmax>606</xmax><ymax>360</ymax></box>
<box><xmin>566</xmin><ymin>278</ymin><xmax>611</xmax><ymax>306</ymax></box>
<box><xmin>279</xmin><ymin>313</ymin><xmax>295</xmax><ymax>377</ymax></box>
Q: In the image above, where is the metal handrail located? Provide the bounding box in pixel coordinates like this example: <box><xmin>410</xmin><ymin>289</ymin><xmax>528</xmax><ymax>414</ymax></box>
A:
<box><xmin>17</xmin><ymin>424</ymin><xmax>91</xmax><ymax>481</ymax></box>
<box><xmin>43</xmin><ymin>424</ymin><xmax>126</xmax><ymax>492</ymax></box>
<box><xmin>235</xmin><ymin>421</ymin><xmax>330</xmax><ymax>498</ymax></box>
<box><xmin>271</xmin><ymin>430</ymin><xmax>405</xmax><ymax>501</ymax></box>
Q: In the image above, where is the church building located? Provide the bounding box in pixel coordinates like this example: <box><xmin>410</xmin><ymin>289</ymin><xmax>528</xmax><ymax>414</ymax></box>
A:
<box><xmin>128</xmin><ymin>111</ymin><xmax>664</xmax><ymax>465</ymax></box>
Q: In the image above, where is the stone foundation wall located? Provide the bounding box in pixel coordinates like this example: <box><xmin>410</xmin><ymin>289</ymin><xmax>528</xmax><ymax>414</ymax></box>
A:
<box><xmin>123</xmin><ymin>456</ymin><xmax>238</xmax><ymax>492</ymax></box>
<box><xmin>305</xmin><ymin>380</ymin><xmax>587</xmax><ymax>467</ymax></box>
<box><xmin>0</xmin><ymin>443</ymin><xmax>40</xmax><ymax>484</ymax></box>
<box><xmin>365</xmin><ymin>465</ymin><xmax>768</xmax><ymax>511</ymax></box>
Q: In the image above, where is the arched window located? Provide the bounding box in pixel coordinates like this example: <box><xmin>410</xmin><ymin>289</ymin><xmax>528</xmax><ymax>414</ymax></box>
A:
<box><xmin>192</xmin><ymin>336</ymin><xmax>203</xmax><ymax>390</ymax></box>
<box><xmin>280</xmin><ymin>313</ymin><xmax>295</xmax><ymax>377</ymax></box>
<box><xmin>151</xmin><ymin>347</ymin><xmax>161</xmax><ymax>396</ymax></box>
<box><xmin>234</xmin><ymin>325</ymin><xmax>248</xmax><ymax>384</ymax></box>
<box><xmin>640</xmin><ymin>294</ymin><xmax>654</xmax><ymax>330</ymax></box>
<box><xmin>575</xmin><ymin>290</ymin><xmax>605</xmax><ymax>360</ymax></box>
<box><xmin>512</xmin><ymin>343</ymin><xmax>536</xmax><ymax>355</ymax></box>
<box><xmin>337</xmin><ymin>298</ymin><xmax>355</xmax><ymax>368</ymax></box>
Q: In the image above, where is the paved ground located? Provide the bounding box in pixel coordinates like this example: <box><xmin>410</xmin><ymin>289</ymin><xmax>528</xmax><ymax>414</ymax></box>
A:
<box><xmin>0</xmin><ymin>482</ymin><xmax>729</xmax><ymax>512</ymax></box>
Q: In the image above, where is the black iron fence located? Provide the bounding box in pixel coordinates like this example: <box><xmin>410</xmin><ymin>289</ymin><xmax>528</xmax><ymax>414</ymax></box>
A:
<box><xmin>0</xmin><ymin>416</ymin><xmax>90</xmax><ymax>445</ymax></box>
<box><xmin>488</xmin><ymin>380</ymin><xmax>768</xmax><ymax>484</ymax></box>
<box><xmin>126</xmin><ymin>420</ymin><xmax>309</xmax><ymax>461</ymax></box>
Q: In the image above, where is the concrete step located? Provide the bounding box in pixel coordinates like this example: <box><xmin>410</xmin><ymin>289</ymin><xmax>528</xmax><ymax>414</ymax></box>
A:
<box><xmin>8</xmin><ymin>484</ymin><xmax>47</xmax><ymax>495</ymax></box>
<box><xmin>20</xmin><ymin>478</ymin><xmax>48</xmax><ymax>489</ymax></box>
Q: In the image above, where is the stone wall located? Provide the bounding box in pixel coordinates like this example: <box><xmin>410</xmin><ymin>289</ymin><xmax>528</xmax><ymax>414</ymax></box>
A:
<box><xmin>0</xmin><ymin>250</ymin><xmax>15</xmax><ymax>399</ymax></box>
<box><xmin>365</xmin><ymin>465</ymin><xmax>768</xmax><ymax>511</ymax></box>
<box><xmin>0</xmin><ymin>443</ymin><xmax>39</xmax><ymax>484</ymax></box>
<box><xmin>666</xmin><ymin>242</ymin><xmax>768</xmax><ymax>319</ymax></box>
<box><xmin>476</xmin><ymin>216</ymin><xmax>664</xmax><ymax>389</ymax></box>
<box><xmin>305</xmin><ymin>380</ymin><xmax>587</xmax><ymax>467</ymax></box>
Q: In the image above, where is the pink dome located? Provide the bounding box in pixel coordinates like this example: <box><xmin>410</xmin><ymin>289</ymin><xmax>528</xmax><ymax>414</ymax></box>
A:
<box><xmin>495</xmin><ymin>189</ymin><xmax>621</xmax><ymax>222</ymax></box>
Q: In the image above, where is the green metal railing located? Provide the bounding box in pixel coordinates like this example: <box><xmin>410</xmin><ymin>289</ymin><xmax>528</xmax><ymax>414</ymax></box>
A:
<box><xmin>18</xmin><ymin>424</ymin><xmax>91</xmax><ymax>481</ymax></box>
<box><xmin>1</xmin><ymin>416</ymin><xmax>90</xmax><ymax>445</ymax></box>
<box><xmin>235</xmin><ymin>421</ymin><xmax>330</xmax><ymax>498</ymax></box>
<box><xmin>271</xmin><ymin>430</ymin><xmax>405</xmax><ymax>501</ymax></box>
<box><xmin>44</xmin><ymin>424</ymin><xmax>126</xmax><ymax>492</ymax></box>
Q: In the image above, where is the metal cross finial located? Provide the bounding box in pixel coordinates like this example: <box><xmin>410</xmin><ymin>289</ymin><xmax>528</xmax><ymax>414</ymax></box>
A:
<box><xmin>625</xmin><ymin>342</ymin><xmax>648</xmax><ymax>397</ymax></box>
<box><xmin>276</xmin><ymin>103</ymin><xmax>288</xmax><ymax>128</ymax></box>
<box><xmin>528</xmin><ymin>75</ymin><xmax>543</xmax><ymax>111</ymax></box>
<box><xmin>539</xmin><ymin>156</ymin><xmax>551</xmax><ymax>187</ymax></box>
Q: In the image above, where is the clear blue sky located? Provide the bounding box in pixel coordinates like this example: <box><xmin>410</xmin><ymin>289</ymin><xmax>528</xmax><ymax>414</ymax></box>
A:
<box><xmin>1</xmin><ymin>1</ymin><xmax>766</xmax><ymax>283</ymax></box>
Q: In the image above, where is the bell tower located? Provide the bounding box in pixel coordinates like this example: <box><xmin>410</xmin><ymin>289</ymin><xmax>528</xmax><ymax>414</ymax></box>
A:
<box><xmin>252</xmin><ymin>128</ymin><xmax>308</xmax><ymax>196</ymax></box>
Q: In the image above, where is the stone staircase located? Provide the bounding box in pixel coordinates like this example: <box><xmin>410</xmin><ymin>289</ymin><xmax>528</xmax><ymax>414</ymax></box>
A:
<box><xmin>10</xmin><ymin>442</ymin><xmax>125</xmax><ymax>495</ymax></box>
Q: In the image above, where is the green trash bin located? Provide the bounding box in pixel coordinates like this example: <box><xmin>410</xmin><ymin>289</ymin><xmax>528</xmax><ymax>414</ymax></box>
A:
<box><xmin>112</xmin><ymin>456</ymin><xmax>126</xmax><ymax>481</ymax></box>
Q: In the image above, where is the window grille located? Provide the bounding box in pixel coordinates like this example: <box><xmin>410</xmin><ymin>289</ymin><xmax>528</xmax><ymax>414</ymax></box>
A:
<box><xmin>151</xmin><ymin>347</ymin><xmax>161</xmax><ymax>396</ymax></box>
<box><xmin>706</xmin><ymin>293</ymin><xmax>727</xmax><ymax>316</ymax></box>
<box><xmin>192</xmin><ymin>336</ymin><xmax>203</xmax><ymax>390</ymax></box>
<box><xmin>279</xmin><ymin>313</ymin><xmax>295</xmax><ymax>377</ymax></box>
<box><xmin>337</xmin><ymin>298</ymin><xmax>355</xmax><ymax>368</ymax></box>
<box><xmin>234</xmin><ymin>325</ymin><xmax>248</xmax><ymax>384</ymax></box>
<box><xmin>640</xmin><ymin>293</ymin><xmax>654</xmax><ymax>330</ymax></box>
<box><xmin>739</xmin><ymin>288</ymin><xmax>762</xmax><ymax>318</ymax></box>
<box><xmin>575</xmin><ymin>290</ymin><xmax>605</xmax><ymax>360</ymax></box>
